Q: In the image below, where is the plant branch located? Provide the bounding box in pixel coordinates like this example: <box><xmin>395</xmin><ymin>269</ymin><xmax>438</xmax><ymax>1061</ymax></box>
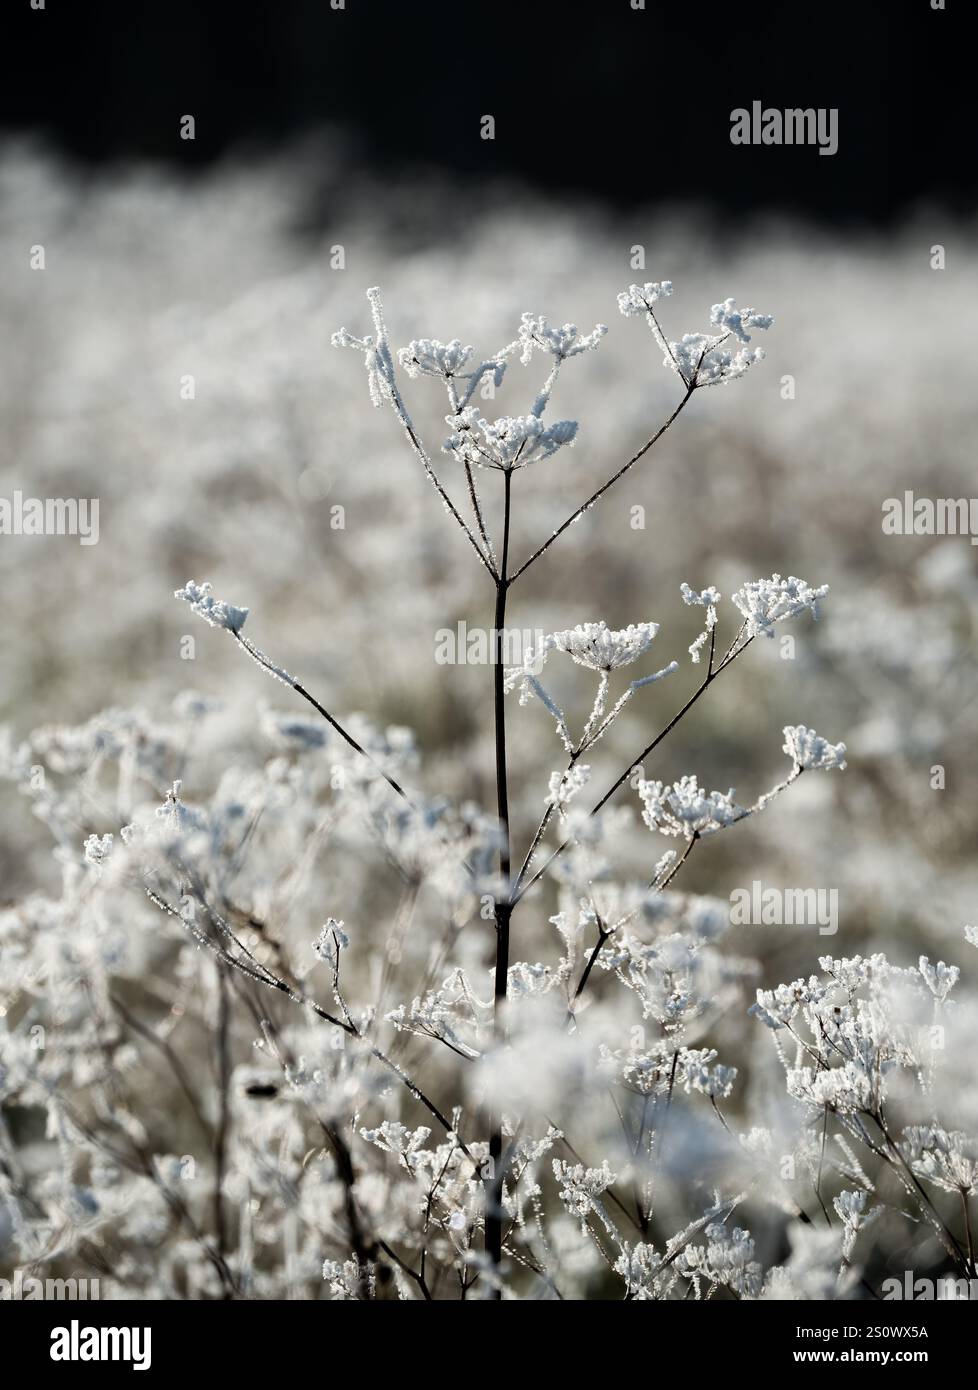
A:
<box><xmin>509</xmin><ymin>383</ymin><xmax>696</xmax><ymax>582</ymax></box>
<box><xmin>388</xmin><ymin>386</ymin><xmax>496</xmax><ymax>577</ymax></box>
<box><xmin>486</xmin><ymin>466</ymin><xmax>514</xmax><ymax>1289</ymax></box>
<box><xmin>231</xmin><ymin>631</ymin><xmax>410</xmax><ymax>802</ymax></box>
<box><xmin>213</xmin><ymin>963</ymin><xmax>232</xmax><ymax>1286</ymax></box>
<box><xmin>147</xmin><ymin>884</ymin><xmax>469</xmax><ymax>1157</ymax></box>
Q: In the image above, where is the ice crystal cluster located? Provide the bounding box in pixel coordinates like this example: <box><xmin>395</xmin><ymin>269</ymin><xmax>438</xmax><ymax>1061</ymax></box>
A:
<box><xmin>2</xmin><ymin>273</ymin><xmax>976</xmax><ymax>1307</ymax></box>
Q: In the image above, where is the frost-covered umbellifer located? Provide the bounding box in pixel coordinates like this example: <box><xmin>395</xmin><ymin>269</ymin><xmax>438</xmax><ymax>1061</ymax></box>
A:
<box><xmin>2</xmin><ymin>277</ymin><xmax>975</xmax><ymax>1304</ymax></box>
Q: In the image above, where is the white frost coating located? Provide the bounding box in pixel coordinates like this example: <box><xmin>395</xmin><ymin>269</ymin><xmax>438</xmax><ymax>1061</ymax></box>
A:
<box><xmin>618</xmin><ymin>280</ymin><xmax>772</xmax><ymax>387</ymax></box>
<box><xmin>443</xmin><ymin>410</ymin><xmax>578</xmax><ymax>470</ymax></box>
<box><xmin>551</xmin><ymin>621</ymin><xmax>661</xmax><ymax>672</ymax></box>
<box><xmin>902</xmin><ymin>1126</ymin><xmax>978</xmax><ymax>1193</ymax></box>
<box><xmin>629</xmin><ymin>660</ymin><xmax>679</xmax><ymax>689</ymax></box>
<box><xmin>546</xmin><ymin>764</ymin><xmax>591</xmax><ymax>808</ymax></box>
<box><xmin>331</xmin><ymin>286</ymin><xmax>397</xmax><ymax>408</ymax></box>
<box><xmin>506</xmin><ymin>620</ymin><xmax>677</xmax><ymax>756</ymax></box>
<box><xmin>782</xmin><ymin>725</ymin><xmax>848</xmax><ymax>772</ymax></box>
<box><xmin>12</xmin><ymin>256</ymin><xmax>971</xmax><ymax>1303</ymax></box>
<box><xmin>681</xmin><ymin>582</ymin><xmax>721</xmax><ymax>663</ymax></box>
<box><xmin>680</xmin><ymin>583</ymin><xmax>722</xmax><ymax>609</ymax></box>
<box><xmin>709</xmin><ymin>297</ymin><xmax>774</xmax><ymax>343</ymax></box>
<box><xmin>666</xmin><ymin>333</ymin><xmax>766</xmax><ymax>387</ymax></box>
<box><xmin>731</xmin><ymin>573</ymin><xmax>830</xmax><ymax>638</ymax></box>
<box><xmin>917</xmin><ymin>955</ymin><xmax>959</xmax><ymax>1003</ymax></box>
<box><xmin>515</xmin><ymin>313</ymin><xmax>608</xmax><ymax>364</ymax></box>
<box><xmin>174</xmin><ymin>579</ymin><xmax>249</xmax><ymax>634</ymax></box>
<box><xmin>617</xmin><ymin>281</ymin><xmax>674</xmax><ymax>315</ymax></box>
<box><xmin>397</xmin><ymin>338</ymin><xmax>475</xmax><ymax>380</ymax></box>
<box><xmin>312</xmin><ymin>918</ymin><xmax>349</xmax><ymax>970</ymax></box>
<box><xmin>83</xmin><ymin>832</ymin><xmax>113</xmax><ymax>874</ymax></box>
<box><xmin>637</xmin><ymin>774</ymin><xmax>747</xmax><ymax>839</ymax></box>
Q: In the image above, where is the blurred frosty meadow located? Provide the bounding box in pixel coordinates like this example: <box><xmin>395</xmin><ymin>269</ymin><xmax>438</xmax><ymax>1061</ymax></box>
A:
<box><xmin>2</xmin><ymin>141</ymin><xmax>978</xmax><ymax>1298</ymax></box>
<box><xmin>3</xmin><ymin>142</ymin><xmax>976</xmax><ymax>963</ymax></box>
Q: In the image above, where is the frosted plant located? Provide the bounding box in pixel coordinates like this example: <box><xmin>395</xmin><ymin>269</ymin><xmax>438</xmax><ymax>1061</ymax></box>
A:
<box><xmin>83</xmin><ymin>831</ymin><xmax>114</xmax><ymax>874</ymax></box>
<box><xmin>323</xmin><ymin>1259</ymin><xmax>377</xmax><ymax>1301</ymax></box>
<box><xmin>7</xmin><ymin>269</ymin><xmax>977</xmax><ymax>1307</ymax></box>
<box><xmin>312</xmin><ymin>918</ymin><xmax>350</xmax><ymax>971</ymax></box>
<box><xmin>545</xmin><ymin>764</ymin><xmax>591</xmax><ymax>809</ymax></box>
<box><xmin>552</xmin><ymin>620</ymin><xmax>661</xmax><ymax>672</ymax></box>
<box><xmin>709</xmin><ymin>297</ymin><xmax>774</xmax><ymax>343</ymax></box>
<box><xmin>676</xmin><ymin>1222</ymin><xmax>763</xmax><ymax>1299</ymax></box>
<box><xmin>552</xmin><ymin>1159</ymin><xmax>617</xmax><ymax>1230</ymax></box>
<box><xmin>638</xmin><ymin>775</ymin><xmax>747</xmax><ymax>839</ymax></box>
<box><xmin>398</xmin><ymin>337</ymin><xmax>475</xmax><ymax>380</ymax></box>
<box><xmin>751</xmin><ymin>952</ymin><xmax>978</xmax><ymax>1286</ymax></box>
<box><xmin>443</xmin><ymin>410</ymin><xmax>579</xmax><ymax>471</ymax></box>
<box><xmin>901</xmin><ymin>1127</ymin><xmax>978</xmax><ymax>1195</ymax></box>
<box><xmin>731</xmin><ymin>573</ymin><xmax>829</xmax><ymax>639</ymax></box>
<box><xmin>782</xmin><ymin>724</ymin><xmax>848</xmax><ymax>772</ymax></box>
<box><xmin>617</xmin><ymin>279</ymin><xmax>674</xmax><ymax>315</ymax></box>
<box><xmin>683</xmin><ymin>1058</ymin><xmax>738</xmax><ymax>1101</ymax></box>
<box><xmin>681</xmin><ymin>582</ymin><xmax>721</xmax><ymax>663</ymax></box>
<box><xmin>174</xmin><ymin>579</ymin><xmax>250</xmax><ymax>635</ymax></box>
<box><xmin>667</xmin><ymin>334</ymin><xmax>768</xmax><ymax>388</ymax></box>
<box><xmin>636</xmin><ymin>717</ymin><xmax>846</xmax><ymax>847</ymax></box>
<box><xmin>762</xmin><ymin>1224</ymin><xmax>855</xmax><ymax>1301</ymax></box>
<box><xmin>620</xmin><ymin>282</ymin><xmax>772</xmax><ymax>389</ymax></box>
<box><xmin>918</xmin><ymin>955</ymin><xmax>959</xmax><ymax>1003</ymax></box>
<box><xmin>385</xmin><ymin>968</ymin><xmax>490</xmax><ymax>1061</ymax></box>
<box><xmin>515</xmin><ymin>313</ymin><xmax>608</xmax><ymax>364</ymax></box>
<box><xmin>833</xmin><ymin>1190</ymin><xmax>881</xmax><ymax>1262</ymax></box>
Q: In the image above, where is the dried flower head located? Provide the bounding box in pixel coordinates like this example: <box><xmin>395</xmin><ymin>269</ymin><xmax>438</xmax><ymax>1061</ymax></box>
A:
<box><xmin>174</xmin><ymin>580</ymin><xmax>249</xmax><ymax>635</ymax></box>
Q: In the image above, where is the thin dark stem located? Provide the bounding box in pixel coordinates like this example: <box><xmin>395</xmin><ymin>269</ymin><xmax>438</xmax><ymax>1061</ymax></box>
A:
<box><xmin>710</xmin><ymin>1096</ymin><xmax>732</xmax><ymax>1134</ymax></box>
<box><xmin>513</xmin><ymin>799</ymin><xmax>556</xmax><ymax>897</ymax></box>
<box><xmin>873</xmin><ymin>1114</ymin><xmax>970</xmax><ymax>1273</ymax></box>
<box><xmin>486</xmin><ymin>467</ymin><xmax>513</xmax><ymax>1290</ymax></box>
<box><xmin>654</xmin><ymin>831</ymin><xmax>699</xmax><ymax>892</ymax></box>
<box><xmin>635</xmin><ymin>1092</ymin><xmax>652</xmax><ymax>1232</ymax></box>
<box><xmin>568</xmin><ymin>914</ymin><xmax>612</xmax><ymax>1023</ymax></box>
<box><xmin>57</xmin><ymin>1094</ymin><xmax>238</xmax><ymax>1297</ymax></box>
<box><xmin>392</xmin><ymin>403</ymin><xmax>496</xmax><ymax>576</ymax></box>
<box><xmin>213</xmin><ymin>963</ymin><xmax>232</xmax><ymax>1288</ymax></box>
<box><xmin>377</xmin><ymin>1239</ymin><xmax>433</xmax><ymax>1300</ymax></box>
<box><xmin>648</xmin><ymin>305</ymin><xmax>684</xmax><ymax>381</ymax></box>
<box><xmin>464</xmin><ymin>460</ymin><xmax>497</xmax><ymax>575</ymax></box>
<box><xmin>815</xmin><ymin>1105</ymin><xmax>830</xmax><ymax>1226</ymax></box>
<box><xmin>567</xmin><ymin>830</ymin><xmax>696</xmax><ymax>1026</ymax></box>
<box><xmin>148</xmin><ymin>884</ymin><xmax>468</xmax><ymax>1156</ymax></box>
<box><xmin>644</xmin><ymin>1050</ymin><xmax>681</xmax><ymax>1226</ymax></box>
<box><xmin>245</xmin><ymin>995</ymin><xmax>376</xmax><ymax>1297</ymax></box>
<box><xmin>961</xmin><ymin>1190</ymin><xmax>975</xmax><ymax>1275</ymax></box>
<box><xmin>108</xmin><ymin>992</ymin><xmax>211</xmax><ymax>1143</ymax></box>
<box><xmin>509</xmin><ymin>384</ymin><xmax>695</xmax><ymax>582</ymax></box>
<box><xmin>232</xmin><ymin>631</ymin><xmax>409</xmax><ymax>802</ymax></box>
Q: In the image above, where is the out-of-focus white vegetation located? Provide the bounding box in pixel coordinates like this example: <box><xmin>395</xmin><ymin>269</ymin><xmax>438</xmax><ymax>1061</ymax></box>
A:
<box><xmin>2</xmin><ymin>143</ymin><xmax>977</xmax><ymax>1299</ymax></box>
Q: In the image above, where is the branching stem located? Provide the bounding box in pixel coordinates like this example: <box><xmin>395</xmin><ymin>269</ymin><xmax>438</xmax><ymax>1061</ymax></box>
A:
<box><xmin>486</xmin><ymin>467</ymin><xmax>514</xmax><ymax>1288</ymax></box>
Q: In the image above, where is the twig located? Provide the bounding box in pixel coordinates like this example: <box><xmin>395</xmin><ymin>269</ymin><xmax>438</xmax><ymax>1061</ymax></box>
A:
<box><xmin>147</xmin><ymin>884</ymin><xmax>469</xmax><ymax>1156</ymax></box>
<box><xmin>108</xmin><ymin>992</ymin><xmax>211</xmax><ymax>1144</ymax></box>
<box><xmin>213</xmin><ymin>963</ymin><xmax>232</xmax><ymax>1287</ymax></box>
<box><xmin>232</xmin><ymin>631</ymin><xmax>410</xmax><ymax>802</ymax></box>
<box><xmin>486</xmin><ymin>465</ymin><xmax>514</xmax><ymax>1290</ymax></box>
<box><xmin>509</xmin><ymin>384</ymin><xmax>696</xmax><ymax>582</ymax></box>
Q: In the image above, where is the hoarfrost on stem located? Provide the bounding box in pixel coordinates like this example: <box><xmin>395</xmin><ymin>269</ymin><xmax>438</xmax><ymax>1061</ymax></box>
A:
<box><xmin>174</xmin><ymin>579</ymin><xmax>249</xmax><ymax>635</ymax></box>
